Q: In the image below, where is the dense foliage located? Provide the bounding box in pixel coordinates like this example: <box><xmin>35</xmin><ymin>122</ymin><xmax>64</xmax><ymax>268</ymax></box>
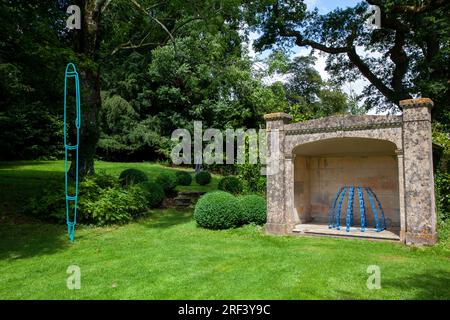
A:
<box><xmin>238</xmin><ymin>195</ymin><xmax>267</xmax><ymax>225</ymax></box>
<box><xmin>194</xmin><ymin>191</ymin><xmax>242</xmax><ymax>230</ymax></box>
<box><xmin>245</xmin><ymin>0</ymin><xmax>450</xmax><ymax>125</ymax></box>
<box><xmin>436</xmin><ymin>171</ymin><xmax>450</xmax><ymax>221</ymax></box>
<box><xmin>218</xmin><ymin>176</ymin><xmax>243</xmax><ymax>195</ymax></box>
<box><xmin>138</xmin><ymin>181</ymin><xmax>165</xmax><ymax>209</ymax></box>
<box><xmin>175</xmin><ymin>171</ymin><xmax>192</xmax><ymax>186</ymax></box>
<box><xmin>119</xmin><ymin>168</ymin><xmax>148</xmax><ymax>187</ymax></box>
<box><xmin>155</xmin><ymin>173</ymin><xmax>177</xmax><ymax>194</ymax></box>
<box><xmin>195</xmin><ymin>171</ymin><xmax>212</xmax><ymax>186</ymax></box>
<box><xmin>26</xmin><ymin>172</ymin><xmax>150</xmax><ymax>225</ymax></box>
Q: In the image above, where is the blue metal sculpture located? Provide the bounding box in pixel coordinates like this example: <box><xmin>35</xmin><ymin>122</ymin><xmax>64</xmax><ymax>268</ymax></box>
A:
<box><xmin>328</xmin><ymin>186</ymin><xmax>386</xmax><ymax>233</ymax></box>
<box><xmin>64</xmin><ymin>63</ymin><xmax>81</xmax><ymax>242</ymax></box>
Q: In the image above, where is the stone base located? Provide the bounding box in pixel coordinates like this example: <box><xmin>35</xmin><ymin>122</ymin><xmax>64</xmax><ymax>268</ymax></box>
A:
<box><xmin>405</xmin><ymin>231</ymin><xmax>437</xmax><ymax>246</ymax></box>
<box><xmin>266</xmin><ymin>223</ymin><xmax>296</xmax><ymax>235</ymax></box>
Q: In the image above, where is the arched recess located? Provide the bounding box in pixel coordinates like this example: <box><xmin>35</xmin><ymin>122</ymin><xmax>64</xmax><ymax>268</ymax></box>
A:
<box><xmin>291</xmin><ymin>137</ymin><xmax>400</xmax><ymax>233</ymax></box>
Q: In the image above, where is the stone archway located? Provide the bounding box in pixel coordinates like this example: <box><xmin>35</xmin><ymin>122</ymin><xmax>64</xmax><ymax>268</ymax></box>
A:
<box><xmin>264</xmin><ymin>98</ymin><xmax>437</xmax><ymax>245</ymax></box>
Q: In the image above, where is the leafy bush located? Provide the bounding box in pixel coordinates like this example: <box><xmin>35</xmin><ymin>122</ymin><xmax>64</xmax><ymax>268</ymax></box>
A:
<box><xmin>139</xmin><ymin>181</ymin><xmax>165</xmax><ymax>208</ymax></box>
<box><xmin>238</xmin><ymin>195</ymin><xmax>267</xmax><ymax>225</ymax></box>
<box><xmin>119</xmin><ymin>168</ymin><xmax>148</xmax><ymax>187</ymax></box>
<box><xmin>25</xmin><ymin>182</ymin><xmax>66</xmax><ymax>223</ymax></box>
<box><xmin>155</xmin><ymin>173</ymin><xmax>177</xmax><ymax>193</ymax></box>
<box><xmin>218</xmin><ymin>176</ymin><xmax>243</xmax><ymax>194</ymax></box>
<box><xmin>195</xmin><ymin>171</ymin><xmax>212</xmax><ymax>185</ymax></box>
<box><xmin>25</xmin><ymin>172</ymin><xmax>148</xmax><ymax>225</ymax></box>
<box><xmin>194</xmin><ymin>191</ymin><xmax>242</xmax><ymax>230</ymax></box>
<box><xmin>238</xmin><ymin>163</ymin><xmax>266</xmax><ymax>194</ymax></box>
<box><xmin>83</xmin><ymin>185</ymin><xmax>148</xmax><ymax>225</ymax></box>
<box><xmin>436</xmin><ymin>170</ymin><xmax>450</xmax><ymax>221</ymax></box>
<box><xmin>175</xmin><ymin>171</ymin><xmax>192</xmax><ymax>186</ymax></box>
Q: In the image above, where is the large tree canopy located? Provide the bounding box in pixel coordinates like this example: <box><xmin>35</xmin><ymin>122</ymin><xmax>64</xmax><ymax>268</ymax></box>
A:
<box><xmin>244</xmin><ymin>0</ymin><xmax>450</xmax><ymax>125</ymax></box>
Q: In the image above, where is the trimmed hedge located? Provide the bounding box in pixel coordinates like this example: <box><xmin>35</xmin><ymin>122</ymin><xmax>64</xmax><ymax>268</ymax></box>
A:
<box><xmin>239</xmin><ymin>195</ymin><xmax>267</xmax><ymax>225</ymax></box>
<box><xmin>175</xmin><ymin>171</ymin><xmax>192</xmax><ymax>186</ymax></box>
<box><xmin>218</xmin><ymin>176</ymin><xmax>243</xmax><ymax>194</ymax></box>
<box><xmin>195</xmin><ymin>171</ymin><xmax>211</xmax><ymax>185</ymax></box>
<box><xmin>155</xmin><ymin>173</ymin><xmax>177</xmax><ymax>193</ymax></box>
<box><xmin>119</xmin><ymin>168</ymin><xmax>148</xmax><ymax>187</ymax></box>
<box><xmin>194</xmin><ymin>191</ymin><xmax>242</xmax><ymax>230</ymax></box>
<box><xmin>139</xmin><ymin>181</ymin><xmax>165</xmax><ymax>208</ymax></box>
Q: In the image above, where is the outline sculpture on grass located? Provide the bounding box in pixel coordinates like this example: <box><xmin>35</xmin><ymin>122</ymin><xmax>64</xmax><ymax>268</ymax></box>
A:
<box><xmin>64</xmin><ymin>63</ymin><xmax>81</xmax><ymax>242</ymax></box>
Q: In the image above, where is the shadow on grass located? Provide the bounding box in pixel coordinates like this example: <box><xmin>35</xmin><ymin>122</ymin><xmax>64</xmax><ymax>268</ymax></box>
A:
<box><xmin>334</xmin><ymin>270</ymin><xmax>450</xmax><ymax>300</ymax></box>
<box><xmin>382</xmin><ymin>269</ymin><xmax>450</xmax><ymax>299</ymax></box>
<box><xmin>0</xmin><ymin>222</ymin><xmax>68</xmax><ymax>260</ymax></box>
<box><xmin>141</xmin><ymin>209</ymin><xmax>193</xmax><ymax>229</ymax></box>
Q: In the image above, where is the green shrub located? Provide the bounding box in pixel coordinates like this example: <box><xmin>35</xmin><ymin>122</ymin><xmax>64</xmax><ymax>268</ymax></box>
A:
<box><xmin>155</xmin><ymin>173</ymin><xmax>177</xmax><ymax>193</ymax></box>
<box><xmin>83</xmin><ymin>185</ymin><xmax>148</xmax><ymax>225</ymax></box>
<box><xmin>194</xmin><ymin>191</ymin><xmax>242</xmax><ymax>230</ymax></box>
<box><xmin>238</xmin><ymin>163</ymin><xmax>266</xmax><ymax>194</ymax></box>
<box><xmin>218</xmin><ymin>176</ymin><xmax>243</xmax><ymax>194</ymax></box>
<box><xmin>175</xmin><ymin>171</ymin><xmax>192</xmax><ymax>186</ymax></box>
<box><xmin>25</xmin><ymin>172</ymin><xmax>148</xmax><ymax>225</ymax></box>
<box><xmin>119</xmin><ymin>168</ymin><xmax>148</xmax><ymax>187</ymax></box>
<box><xmin>25</xmin><ymin>182</ymin><xmax>66</xmax><ymax>223</ymax></box>
<box><xmin>92</xmin><ymin>171</ymin><xmax>119</xmax><ymax>189</ymax></box>
<box><xmin>436</xmin><ymin>170</ymin><xmax>450</xmax><ymax>221</ymax></box>
<box><xmin>139</xmin><ymin>181</ymin><xmax>165</xmax><ymax>208</ymax></box>
<box><xmin>195</xmin><ymin>171</ymin><xmax>212</xmax><ymax>185</ymax></box>
<box><xmin>239</xmin><ymin>195</ymin><xmax>267</xmax><ymax>225</ymax></box>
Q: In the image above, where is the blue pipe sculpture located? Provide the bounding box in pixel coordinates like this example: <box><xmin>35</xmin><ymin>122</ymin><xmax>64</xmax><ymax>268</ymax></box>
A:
<box><xmin>64</xmin><ymin>63</ymin><xmax>81</xmax><ymax>242</ymax></box>
<box><xmin>328</xmin><ymin>186</ymin><xmax>386</xmax><ymax>233</ymax></box>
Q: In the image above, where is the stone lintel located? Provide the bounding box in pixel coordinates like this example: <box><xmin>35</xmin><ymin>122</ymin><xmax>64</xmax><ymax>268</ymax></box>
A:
<box><xmin>264</xmin><ymin>112</ymin><xmax>293</xmax><ymax>123</ymax></box>
<box><xmin>400</xmin><ymin>98</ymin><xmax>434</xmax><ymax>109</ymax></box>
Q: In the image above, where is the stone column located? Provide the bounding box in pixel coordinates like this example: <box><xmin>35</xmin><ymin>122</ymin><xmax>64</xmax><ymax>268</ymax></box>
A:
<box><xmin>284</xmin><ymin>153</ymin><xmax>300</xmax><ymax>229</ymax></box>
<box><xmin>395</xmin><ymin>149</ymin><xmax>406</xmax><ymax>242</ymax></box>
<box><xmin>401</xmin><ymin>98</ymin><xmax>437</xmax><ymax>245</ymax></box>
<box><xmin>264</xmin><ymin>113</ymin><xmax>293</xmax><ymax>234</ymax></box>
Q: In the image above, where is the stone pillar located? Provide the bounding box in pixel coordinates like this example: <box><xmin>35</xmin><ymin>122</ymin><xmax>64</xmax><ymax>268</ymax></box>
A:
<box><xmin>400</xmin><ymin>98</ymin><xmax>437</xmax><ymax>245</ymax></box>
<box><xmin>264</xmin><ymin>113</ymin><xmax>293</xmax><ymax>234</ymax></box>
<box><xmin>395</xmin><ymin>149</ymin><xmax>406</xmax><ymax>242</ymax></box>
<box><xmin>284</xmin><ymin>153</ymin><xmax>300</xmax><ymax>229</ymax></box>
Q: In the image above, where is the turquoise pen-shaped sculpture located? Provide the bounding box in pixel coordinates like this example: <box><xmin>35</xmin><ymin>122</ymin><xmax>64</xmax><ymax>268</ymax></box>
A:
<box><xmin>64</xmin><ymin>63</ymin><xmax>81</xmax><ymax>242</ymax></box>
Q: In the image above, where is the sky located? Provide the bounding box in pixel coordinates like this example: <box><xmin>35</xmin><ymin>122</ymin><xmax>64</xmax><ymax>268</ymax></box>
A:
<box><xmin>248</xmin><ymin>0</ymin><xmax>380</xmax><ymax>113</ymax></box>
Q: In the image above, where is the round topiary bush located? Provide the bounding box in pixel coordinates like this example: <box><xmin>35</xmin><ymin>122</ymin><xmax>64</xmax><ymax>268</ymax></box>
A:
<box><xmin>195</xmin><ymin>171</ymin><xmax>211</xmax><ymax>185</ymax></box>
<box><xmin>194</xmin><ymin>191</ymin><xmax>242</xmax><ymax>230</ymax></box>
<box><xmin>138</xmin><ymin>181</ymin><xmax>165</xmax><ymax>208</ymax></box>
<box><xmin>239</xmin><ymin>195</ymin><xmax>267</xmax><ymax>225</ymax></box>
<box><xmin>218</xmin><ymin>176</ymin><xmax>243</xmax><ymax>194</ymax></box>
<box><xmin>175</xmin><ymin>171</ymin><xmax>192</xmax><ymax>186</ymax></box>
<box><xmin>119</xmin><ymin>168</ymin><xmax>148</xmax><ymax>187</ymax></box>
<box><xmin>155</xmin><ymin>173</ymin><xmax>177</xmax><ymax>193</ymax></box>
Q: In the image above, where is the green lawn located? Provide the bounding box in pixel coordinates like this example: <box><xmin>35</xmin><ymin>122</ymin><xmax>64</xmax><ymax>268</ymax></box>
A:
<box><xmin>1</xmin><ymin>161</ymin><xmax>450</xmax><ymax>299</ymax></box>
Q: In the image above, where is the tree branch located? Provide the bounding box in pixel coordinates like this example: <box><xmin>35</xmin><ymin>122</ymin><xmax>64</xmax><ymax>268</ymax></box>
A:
<box><xmin>130</xmin><ymin>0</ymin><xmax>177</xmax><ymax>50</ymax></box>
<box><xmin>280</xmin><ymin>29</ymin><xmax>351</xmax><ymax>54</ymax></box>
<box><xmin>367</xmin><ymin>0</ymin><xmax>448</xmax><ymax>14</ymax></box>
<box><xmin>279</xmin><ymin>27</ymin><xmax>400</xmax><ymax>104</ymax></box>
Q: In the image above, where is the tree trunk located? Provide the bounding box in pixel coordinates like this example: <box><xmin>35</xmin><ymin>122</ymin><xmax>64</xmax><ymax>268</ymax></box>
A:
<box><xmin>69</xmin><ymin>0</ymin><xmax>105</xmax><ymax>177</ymax></box>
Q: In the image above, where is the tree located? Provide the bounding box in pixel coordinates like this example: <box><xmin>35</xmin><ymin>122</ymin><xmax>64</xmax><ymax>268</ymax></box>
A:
<box><xmin>244</xmin><ymin>0</ymin><xmax>450</xmax><ymax>125</ymax></box>
<box><xmin>267</xmin><ymin>52</ymin><xmax>351</xmax><ymax>120</ymax></box>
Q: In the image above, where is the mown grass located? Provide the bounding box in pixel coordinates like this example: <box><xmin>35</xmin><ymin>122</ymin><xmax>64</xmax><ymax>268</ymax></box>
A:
<box><xmin>0</xmin><ymin>161</ymin><xmax>449</xmax><ymax>299</ymax></box>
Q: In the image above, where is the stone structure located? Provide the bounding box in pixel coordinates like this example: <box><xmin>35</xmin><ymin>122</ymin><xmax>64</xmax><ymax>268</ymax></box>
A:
<box><xmin>264</xmin><ymin>98</ymin><xmax>437</xmax><ymax>245</ymax></box>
